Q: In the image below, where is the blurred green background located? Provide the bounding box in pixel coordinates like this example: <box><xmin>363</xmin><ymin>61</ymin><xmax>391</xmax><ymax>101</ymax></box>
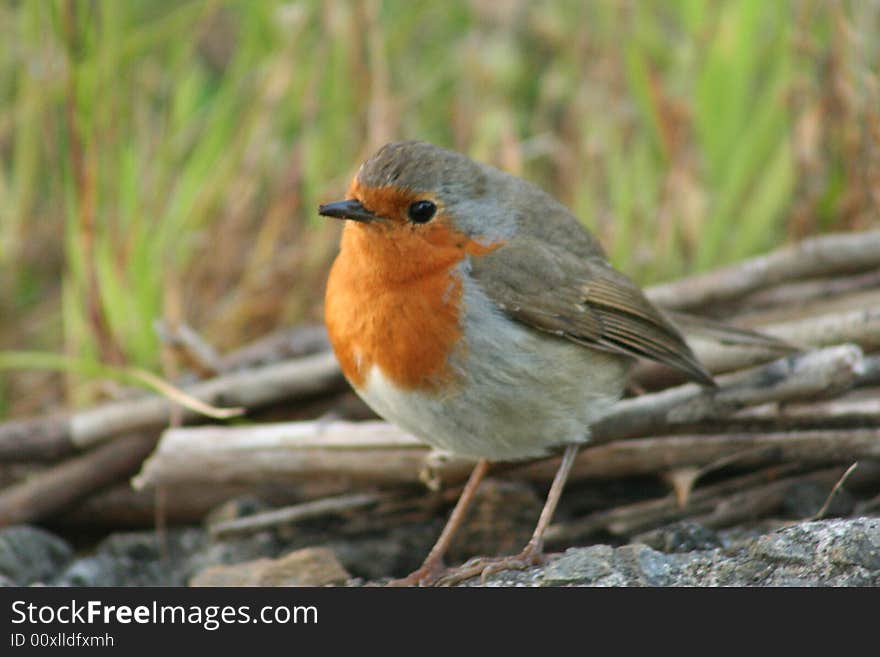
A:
<box><xmin>1</xmin><ymin>0</ymin><xmax>878</xmax><ymax>419</ymax></box>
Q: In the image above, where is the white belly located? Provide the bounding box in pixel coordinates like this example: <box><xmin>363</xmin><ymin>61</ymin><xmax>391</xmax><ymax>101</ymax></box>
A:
<box><xmin>354</xmin><ymin>268</ymin><xmax>629</xmax><ymax>461</ymax></box>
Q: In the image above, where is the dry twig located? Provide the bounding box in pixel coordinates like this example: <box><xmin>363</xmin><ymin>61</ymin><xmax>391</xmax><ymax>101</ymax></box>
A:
<box><xmin>646</xmin><ymin>230</ymin><xmax>880</xmax><ymax>311</ymax></box>
<box><xmin>208</xmin><ymin>492</ymin><xmax>387</xmax><ymax>539</ymax></box>
<box><xmin>634</xmin><ymin>307</ymin><xmax>880</xmax><ymax>387</ymax></box>
<box><xmin>0</xmin><ymin>351</ymin><xmax>345</xmax><ymax>461</ymax></box>
<box><xmin>0</xmin><ymin>434</ymin><xmax>157</xmax><ymax>527</ymax></box>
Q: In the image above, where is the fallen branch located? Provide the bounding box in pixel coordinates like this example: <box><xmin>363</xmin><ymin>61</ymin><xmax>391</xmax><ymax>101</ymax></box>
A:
<box><xmin>732</xmin><ymin>388</ymin><xmax>880</xmax><ymax>423</ymax></box>
<box><xmin>645</xmin><ymin>230</ymin><xmax>880</xmax><ymax>311</ymax></box>
<box><xmin>0</xmin><ymin>351</ymin><xmax>345</xmax><ymax>461</ymax></box>
<box><xmin>725</xmin><ymin>267</ymin><xmax>880</xmax><ymax>314</ymax></box>
<box><xmin>545</xmin><ymin>464</ymin><xmax>805</xmax><ymax>543</ymax></box>
<box><xmin>633</xmin><ymin>307</ymin><xmax>880</xmax><ymax>388</ymax></box>
<box><xmin>154</xmin><ymin>320</ymin><xmax>224</xmax><ymax>376</ymax></box>
<box><xmin>208</xmin><ymin>492</ymin><xmax>387</xmax><ymax>539</ymax></box>
<box><xmin>725</xmin><ymin>288</ymin><xmax>880</xmax><ymax>329</ymax></box>
<box><xmin>0</xmin><ymin>433</ymin><xmax>157</xmax><ymax>527</ymax></box>
<box><xmin>593</xmin><ymin>344</ymin><xmax>864</xmax><ymax>442</ymax></box>
<box><xmin>686</xmin><ymin>460</ymin><xmax>880</xmax><ymax>530</ymax></box>
<box><xmin>548</xmin><ymin>460</ymin><xmax>880</xmax><ymax>543</ymax></box>
<box><xmin>516</xmin><ymin>428</ymin><xmax>880</xmax><ymax>483</ymax></box>
<box><xmin>217</xmin><ymin>324</ymin><xmax>330</xmax><ymax>372</ymax></box>
<box><xmin>133</xmin><ymin>420</ymin><xmax>430</xmax><ymax>489</ymax></box>
<box><xmin>135</xmin><ymin>415</ymin><xmax>880</xmax><ymax>491</ymax></box>
<box><xmin>0</xmin><ymin>414</ymin><xmax>76</xmax><ymax>462</ymax></box>
<box><xmin>134</xmin><ymin>346</ymin><xmax>865</xmax><ymax>490</ymax></box>
<box><xmin>56</xmin><ymin>477</ymin><xmax>356</xmax><ymax>528</ymax></box>
<box><xmin>58</xmin><ymin>482</ymin><xmax>272</xmax><ymax>527</ymax></box>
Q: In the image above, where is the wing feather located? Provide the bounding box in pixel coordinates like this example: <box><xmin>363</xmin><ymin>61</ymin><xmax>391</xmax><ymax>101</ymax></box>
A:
<box><xmin>470</xmin><ymin>241</ymin><xmax>716</xmax><ymax>387</ymax></box>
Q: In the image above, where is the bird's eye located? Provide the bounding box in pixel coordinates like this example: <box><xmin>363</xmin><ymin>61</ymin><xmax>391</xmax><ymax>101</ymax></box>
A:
<box><xmin>407</xmin><ymin>200</ymin><xmax>437</xmax><ymax>224</ymax></box>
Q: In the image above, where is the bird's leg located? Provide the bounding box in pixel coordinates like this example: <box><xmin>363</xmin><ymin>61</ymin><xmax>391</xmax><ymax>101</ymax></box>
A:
<box><xmin>436</xmin><ymin>444</ymin><xmax>579</xmax><ymax>586</ymax></box>
<box><xmin>387</xmin><ymin>458</ymin><xmax>490</xmax><ymax>586</ymax></box>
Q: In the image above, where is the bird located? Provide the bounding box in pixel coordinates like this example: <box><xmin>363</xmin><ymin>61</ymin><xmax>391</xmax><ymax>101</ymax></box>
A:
<box><xmin>319</xmin><ymin>140</ymin><xmax>717</xmax><ymax>586</ymax></box>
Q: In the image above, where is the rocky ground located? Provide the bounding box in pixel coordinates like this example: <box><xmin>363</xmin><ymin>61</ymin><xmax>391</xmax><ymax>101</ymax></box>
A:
<box><xmin>479</xmin><ymin>518</ymin><xmax>880</xmax><ymax>586</ymax></box>
<box><xmin>2</xmin><ymin>459</ymin><xmax>878</xmax><ymax>588</ymax></box>
<box><xmin>2</xmin><ymin>513</ymin><xmax>878</xmax><ymax>587</ymax></box>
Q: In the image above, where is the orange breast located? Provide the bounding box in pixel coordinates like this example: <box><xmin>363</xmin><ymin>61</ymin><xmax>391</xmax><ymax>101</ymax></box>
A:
<box><xmin>325</xmin><ymin>218</ymin><xmax>498</xmax><ymax>392</ymax></box>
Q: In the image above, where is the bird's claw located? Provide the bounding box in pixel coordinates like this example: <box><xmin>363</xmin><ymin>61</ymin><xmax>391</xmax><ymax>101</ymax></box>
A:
<box><xmin>433</xmin><ymin>548</ymin><xmax>546</xmax><ymax>587</ymax></box>
<box><xmin>385</xmin><ymin>559</ymin><xmax>447</xmax><ymax>587</ymax></box>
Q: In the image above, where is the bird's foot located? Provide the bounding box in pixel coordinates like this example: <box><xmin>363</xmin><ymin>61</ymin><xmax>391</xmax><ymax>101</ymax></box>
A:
<box><xmin>385</xmin><ymin>558</ymin><xmax>447</xmax><ymax>587</ymax></box>
<box><xmin>433</xmin><ymin>544</ymin><xmax>547</xmax><ymax>587</ymax></box>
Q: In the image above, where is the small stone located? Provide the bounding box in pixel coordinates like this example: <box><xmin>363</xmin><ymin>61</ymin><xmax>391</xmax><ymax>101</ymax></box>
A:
<box><xmin>190</xmin><ymin>547</ymin><xmax>350</xmax><ymax>587</ymax></box>
<box><xmin>0</xmin><ymin>526</ymin><xmax>73</xmax><ymax>585</ymax></box>
<box><xmin>826</xmin><ymin>527</ymin><xmax>880</xmax><ymax>571</ymax></box>
<box><xmin>635</xmin><ymin>521</ymin><xmax>723</xmax><ymax>553</ymax></box>
<box><xmin>53</xmin><ymin>529</ymin><xmax>208</xmax><ymax>586</ymax></box>
<box><xmin>55</xmin><ymin>556</ymin><xmax>119</xmax><ymax>587</ymax></box>
<box><xmin>749</xmin><ymin>527</ymin><xmax>817</xmax><ymax>566</ymax></box>
<box><xmin>605</xmin><ymin>543</ymin><xmax>676</xmax><ymax>586</ymax></box>
<box><xmin>628</xmin><ymin>544</ymin><xmax>676</xmax><ymax>586</ymax></box>
<box><xmin>540</xmin><ymin>545</ymin><xmax>615</xmax><ymax>585</ymax></box>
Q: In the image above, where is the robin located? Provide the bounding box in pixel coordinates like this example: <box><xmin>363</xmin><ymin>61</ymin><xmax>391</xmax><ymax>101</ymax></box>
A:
<box><xmin>319</xmin><ymin>140</ymin><xmax>716</xmax><ymax>586</ymax></box>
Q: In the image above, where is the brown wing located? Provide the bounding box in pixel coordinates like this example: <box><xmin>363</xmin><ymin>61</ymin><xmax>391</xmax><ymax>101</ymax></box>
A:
<box><xmin>470</xmin><ymin>240</ymin><xmax>716</xmax><ymax>387</ymax></box>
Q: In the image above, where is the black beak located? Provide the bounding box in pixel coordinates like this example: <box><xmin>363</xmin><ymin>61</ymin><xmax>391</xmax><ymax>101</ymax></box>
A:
<box><xmin>318</xmin><ymin>199</ymin><xmax>376</xmax><ymax>223</ymax></box>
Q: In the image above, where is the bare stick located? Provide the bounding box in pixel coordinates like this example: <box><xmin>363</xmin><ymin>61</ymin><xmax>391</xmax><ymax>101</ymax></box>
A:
<box><xmin>132</xmin><ymin>420</ymin><xmax>435</xmax><ymax>490</ymax></box>
<box><xmin>0</xmin><ymin>433</ymin><xmax>157</xmax><ymax>527</ymax></box>
<box><xmin>154</xmin><ymin>320</ymin><xmax>224</xmax><ymax>375</ymax></box>
<box><xmin>729</xmin><ymin>268</ymin><xmax>880</xmax><ymax>313</ymax></box>
<box><xmin>727</xmin><ymin>288</ymin><xmax>880</xmax><ymax>328</ymax></box>
<box><xmin>633</xmin><ymin>307</ymin><xmax>880</xmax><ymax>388</ymax></box>
<box><xmin>594</xmin><ymin>344</ymin><xmax>864</xmax><ymax>442</ymax></box>
<box><xmin>517</xmin><ymin>428</ymin><xmax>880</xmax><ymax>483</ymax></box>
<box><xmin>217</xmin><ymin>324</ymin><xmax>330</xmax><ymax>372</ymax></box>
<box><xmin>550</xmin><ymin>461</ymin><xmax>880</xmax><ymax>543</ymax></box>
<box><xmin>57</xmin><ymin>478</ymin><xmax>356</xmax><ymax>528</ymax></box>
<box><xmin>811</xmin><ymin>462</ymin><xmax>860</xmax><ymax>521</ymax></box>
<box><xmin>687</xmin><ymin>460</ymin><xmax>880</xmax><ymax>529</ymax></box>
<box><xmin>699</xmin><ymin>308</ymin><xmax>880</xmax><ymax>371</ymax></box>
<box><xmin>736</xmin><ymin>269</ymin><xmax>880</xmax><ymax>313</ymax></box>
<box><xmin>72</xmin><ymin>351</ymin><xmax>344</xmax><ymax>449</ymax></box>
<box><xmin>686</xmin><ymin>470</ymin><xmax>841</xmax><ymax>530</ymax></box>
<box><xmin>732</xmin><ymin>388</ymin><xmax>880</xmax><ymax>423</ymax></box>
<box><xmin>646</xmin><ymin>230</ymin><xmax>880</xmax><ymax>311</ymax></box>
<box><xmin>209</xmin><ymin>492</ymin><xmax>386</xmax><ymax>539</ymax></box>
<box><xmin>545</xmin><ymin>464</ymin><xmax>805</xmax><ymax>543</ymax></box>
<box><xmin>134</xmin><ymin>416</ymin><xmax>880</xmax><ymax>491</ymax></box>
<box><xmin>0</xmin><ymin>350</ymin><xmax>345</xmax><ymax>460</ymax></box>
<box><xmin>0</xmin><ymin>414</ymin><xmax>76</xmax><ymax>462</ymax></box>
<box><xmin>59</xmin><ymin>483</ymin><xmax>271</xmax><ymax>527</ymax></box>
